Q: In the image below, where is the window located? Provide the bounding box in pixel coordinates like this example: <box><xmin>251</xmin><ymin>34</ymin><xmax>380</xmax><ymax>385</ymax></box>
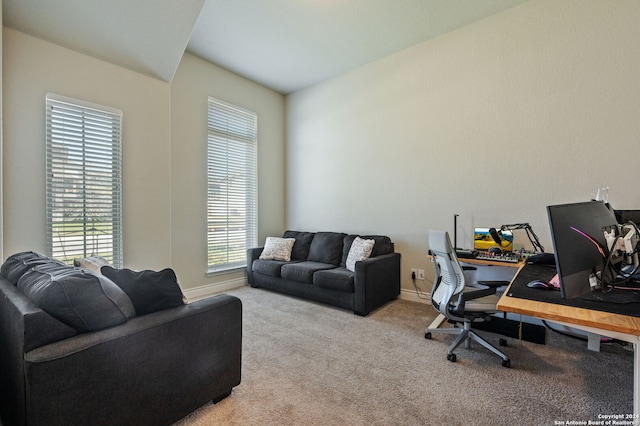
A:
<box><xmin>207</xmin><ymin>97</ymin><xmax>258</xmax><ymax>272</ymax></box>
<box><xmin>46</xmin><ymin>93</ymin><xmax>123</xmax><ymax>267</ymax></box>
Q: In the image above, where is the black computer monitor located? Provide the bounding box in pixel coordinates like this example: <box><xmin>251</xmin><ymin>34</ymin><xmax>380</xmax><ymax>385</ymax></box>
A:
<box><xmin>547</xmin><ymin>200</ymin><xmax>619</xmax><ymax>299</ymax></box>
<box><xmin>614</xmin><ymin>209</ymin><xmax>640</xmax><ymax>225</ymax></box>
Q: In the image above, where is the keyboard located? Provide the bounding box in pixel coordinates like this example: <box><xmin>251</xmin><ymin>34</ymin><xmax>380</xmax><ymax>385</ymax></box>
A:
<box><xmin>475</xmin><ymin>252</ymin><xmax>521</xmax><ymax>263</ymax></box>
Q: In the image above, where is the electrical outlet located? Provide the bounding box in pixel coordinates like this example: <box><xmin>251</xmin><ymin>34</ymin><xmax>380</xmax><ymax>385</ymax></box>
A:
<box><xmin>417</xmin><ymin>269</ymin><xmax>425</xmax><ymax>280</ymax></box>
<box><xmin>411</xmin><ymin>268</ymin><xmax>417</xmax><ymax>280</ymax></box>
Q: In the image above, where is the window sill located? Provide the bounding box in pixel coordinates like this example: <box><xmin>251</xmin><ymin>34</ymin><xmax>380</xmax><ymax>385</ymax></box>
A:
<box><xmin>206</xmin><ymin>266</ymin><xmax>246</xmax><ymax>278</ymax></box>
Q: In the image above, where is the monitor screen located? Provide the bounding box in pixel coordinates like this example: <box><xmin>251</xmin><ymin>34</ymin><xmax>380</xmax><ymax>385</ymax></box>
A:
<box><xmin>614</xmin><ymin>209</ymin><xmax>640</xmax><ymax>225</ymax></box>
<box><xmin>473</xmin><ymin>227</ymin><xmax>513</xmax><ymax>252</ymax></box>
<box><xmin>547</xmin><ymin>200</ymin><xmax>619</xmax><ymax>299</ymax></box>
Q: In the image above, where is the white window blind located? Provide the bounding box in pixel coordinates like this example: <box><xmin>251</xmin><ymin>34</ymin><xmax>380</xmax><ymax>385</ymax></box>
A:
<box><xmin>207</xmin><ymin>97</ymin><xmax>258</xmax><ymax>272</ymax></box>
<box><xmin>46</xmin><ymin>93</ymin><xmax>123</xmax><ymax>267</ymax></box>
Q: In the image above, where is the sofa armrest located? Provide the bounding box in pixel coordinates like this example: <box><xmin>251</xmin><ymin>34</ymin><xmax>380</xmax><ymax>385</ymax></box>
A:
<box><xmin>353</xmin><ymin>252</ymin><xmax>401</xmax><ymax>316</ymax></box>
<box><xmin>0</xmin><ymin>278</ymin><xmax>79</xmax><ymax>426</ymax></box>
<box><xmin>23</xmin><ymin>294</ymin><xmax>242</xmax><ymax>426</ymax></box>
<box><xmin>246</xmin><ymin>247</ymin><xmax>264</xmax><ymax>285</ymax></box>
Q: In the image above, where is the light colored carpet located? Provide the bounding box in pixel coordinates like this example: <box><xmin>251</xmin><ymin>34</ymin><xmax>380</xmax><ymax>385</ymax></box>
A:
<box><xmin>174</xmin><ymin>286</ymin><xmax>633</xmax><ymax>426</ymax></box>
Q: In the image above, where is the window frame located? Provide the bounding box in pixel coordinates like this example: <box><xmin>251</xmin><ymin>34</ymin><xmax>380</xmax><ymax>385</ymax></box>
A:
<box><xmin>45</xmin><ymin>93</ymin><xmax>123</xmax><ymax>267</ymax></box>
<box><xmin>206</xmin><ymin>97</ymin><xmax>258</xmax><ymax>273</ymax></box>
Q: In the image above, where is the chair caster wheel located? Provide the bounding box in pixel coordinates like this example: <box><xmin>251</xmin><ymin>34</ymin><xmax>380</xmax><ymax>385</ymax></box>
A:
<box><xmin>499</xmin><ymin>338</ymin><xmax>507</xmax><ymax>347</ymax></box>
<box><xmin>425</xmin><ymin>332</ymin><xmax>432</xmax><ymax>340</ymax></box>
<box><xmin>502</xmin><ymin>359</ymin><xmax>511</xmax><ymax>368</ymax></box>
<box><xmin>447</xmin><ymin>353</ymin><xmax>457</xmax><ymax>362</ymax></box>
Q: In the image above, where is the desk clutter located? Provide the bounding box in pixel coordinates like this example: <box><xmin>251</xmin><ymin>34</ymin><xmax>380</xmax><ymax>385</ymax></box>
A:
<box><xmin>475</xmin><ymin>250</ymin><xmax>521</xmax><ymax>263</ymax></box>
<box><xmin>507</xmin><ymin>263</ymin><xmax>640</xmax><ymax>317</ymax></box>
<box><xmin>455</xmin><ymin>249</ymin><xmax>522</xmax><ymax>263</ymax></box>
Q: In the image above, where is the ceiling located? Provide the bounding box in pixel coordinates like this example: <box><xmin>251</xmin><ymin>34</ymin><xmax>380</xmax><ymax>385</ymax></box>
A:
<box><xmin>3</xmin><ymin>0</ymin><xmax>529</xmax><ymax>94</ymax></box>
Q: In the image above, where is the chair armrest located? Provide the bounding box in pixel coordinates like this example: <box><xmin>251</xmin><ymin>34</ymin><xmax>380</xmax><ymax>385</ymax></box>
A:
<box><xmin>23</xmin><ymin>295</ymin><xmax>242</xmax><ymax>426</ymax></box>
<box><xmin>453</xmin><ymin>286</ymin><xmax>497</xmax><ymax>315</ymax></box>
<box><xmin>354</xmin><ymin>252</ymin><xmax>401</xmax><ymax>316</ymax></box>
<box><xmin>459</xmin><ymin>286</ymin><xmax>497</xmax><ymax>302</ymax></box>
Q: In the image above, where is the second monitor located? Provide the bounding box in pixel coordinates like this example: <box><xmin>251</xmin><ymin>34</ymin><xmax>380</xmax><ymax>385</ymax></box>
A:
<box><xmin>547</xmin><ymin>200</ymin><xmax>620</xmax><ymax>299</ymax></box>
<box><xmin>474</xmin><ymin>227</ymin><xmax>514</xmax><ymax>253</ymax></box>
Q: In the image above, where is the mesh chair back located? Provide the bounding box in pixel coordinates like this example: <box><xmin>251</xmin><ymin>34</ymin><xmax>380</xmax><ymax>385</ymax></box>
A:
<box><xmin>428</xmin><ymin>230</ymin><xmax>466</xmax><ymax>317</ymax></box>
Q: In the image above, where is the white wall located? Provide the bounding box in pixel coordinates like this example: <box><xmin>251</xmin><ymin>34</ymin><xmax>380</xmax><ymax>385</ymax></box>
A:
<box><xmin>0</xmin><ymin>0</ymin><xmax>3</xmax><ymax>261</ymax></box>
<box><xmin>3</xmin><ymin>28</ymin><xmax>173</xmax><ymax>270</ymax></box>
<box><xmin>286</xmin><ymin>0</ymin><xmax>640</xmax><ymax>293</ymax></box>
<box><xmin>4</xmin><ymin>0</ymin><xmax>639</xmax><ymax>297</ymax></box>
<box><xmin>2</xmin><ymin>30</ymin><xmax>286</xmax><ymax>292</ymax></box>
<box><xmin>170</xmin><ymin>53</ymin><xmax>285</xmax><ymax>292</ymax></box>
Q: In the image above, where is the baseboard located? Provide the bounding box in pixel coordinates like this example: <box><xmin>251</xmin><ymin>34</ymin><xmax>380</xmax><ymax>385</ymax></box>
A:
<box><xmin>183</xmin><ymin>277</ymin><xmax>246</xmax><ymax>302</ymax></box>
<box><xmin>399</xmin><ymin>288</ymin><xmax>430</xmax><ymax>304</ymax></box>
<box><xmin>186</xmin><ymin>283</ymin><xmax>430</xmax><ymax>305</ymax></box>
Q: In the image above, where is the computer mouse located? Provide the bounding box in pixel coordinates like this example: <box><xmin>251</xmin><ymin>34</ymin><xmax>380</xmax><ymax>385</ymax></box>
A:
<box><xmin>527</xmin><ymin>280</ymin><xmax>554</xmax><ymax>290</ymax></box>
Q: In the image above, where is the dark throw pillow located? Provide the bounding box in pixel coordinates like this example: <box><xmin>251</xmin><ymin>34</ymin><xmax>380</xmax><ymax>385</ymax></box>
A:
<box><xmin>101</xmin><ymin>266</ymin><xmax>185</xmax><ymax>316</ymax></box>
<box><xmin>18</xmin><ymin>264</ymin><xmax>136</xmax><ymax>333</ymax></box>
<box><xmin>282</xmin><ymin>230</ymin><xmax>315</xmax><ymax>261</ymax></box>
<box><xmin>1</xmin><ymin>251</ymin><xmax>64</xmax><ymax>285</ymax></box>
<box><xmin>307</xmin><ymin>232</ymin><xmax>347</xmax><ymax>265</ymax></box>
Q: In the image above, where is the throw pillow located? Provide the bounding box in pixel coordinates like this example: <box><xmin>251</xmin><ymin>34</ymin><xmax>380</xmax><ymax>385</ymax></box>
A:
<box><xmin>282</xmin><ymin>230</ymin><xmax>315</xmax><ymax>260</ymax></box>
<box><xmin>1</xmin><ymin>251</ymin><xmax>64</xmax><ymax>285</ymax></box>
<box><xmin>346</xmin><ymin>237</ymin><xmax>376</xmax><ymax>272</ymax></box>
<box><xmin>74</xmin><ymin>256</ymin><xmax>112</xmax><ymax>273</ymax></box>
<box><xmin>259</xmin><ymin>237</ymin><xmax>296</xmax><ymax>261</ymax></box>
<box><xmin>101</xmin><ymin>266</ymin><xmax>186</xmax><ymax>316</ymax></box>
<box><xmin>18</xmin><ymin>264</ymin><xmax>136</xmax><ymax>332</ymax></box>
<box><xmin>307</xmin><ymin>232</ymin><xmax>347</xmax><ymax>265</ymax></box>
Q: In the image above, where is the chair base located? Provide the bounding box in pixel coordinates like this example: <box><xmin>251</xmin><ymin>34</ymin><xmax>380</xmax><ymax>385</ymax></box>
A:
<box><xmin>425</xmin><ymin>320</ymin><xmax>511</xmax><ymax>368</ymax></box>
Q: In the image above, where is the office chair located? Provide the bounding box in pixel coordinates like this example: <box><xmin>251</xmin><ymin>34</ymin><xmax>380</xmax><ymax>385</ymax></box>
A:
<box><xmin>425</xmin><ymin>230</ymin><xmax>511</xmax><ymax>367</ymax></box>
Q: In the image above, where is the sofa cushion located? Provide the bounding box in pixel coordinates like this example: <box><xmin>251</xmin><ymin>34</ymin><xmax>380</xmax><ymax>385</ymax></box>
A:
<box><xmin>281</xmin><ymin>261</ymin><xmax>337</xmax><ymax>284</ymax></box>
<box><xmin>18</xmin><ymin>264</ymin><xmax>136</xmax><ymax>332</ymax></box>
<box><xmin>101</xmin><ymin>266</ymin><xmax>185</xmax><ymax>316</ymax></box>
<box><xmin>252</xmin><ymin>259</ymin><xmax>292</xmax><ymax>277</ymax></box>
<box><xmin>283</xmin><ymin>230</ymin><xmax>315</xmax><ymax>261</ymax></box>
<box><xmin>259</xmin><ymin>237</ymin><xmax>296</xmax><ymax>261</ymax></box>
<box><xmin>307</xmin><ymin>232</ymin><xmax>347</xmax><ymax>265</ymax></box>
<box><xmin>313</xmin><ymin>268</ymin><xmax>355</xmax><ymax>293</ymax></box>
<box><xmin>1</xmin><ymin>251</ymin><xmax>64</xmax><ymax>285</ymax></box>
<box><xmin>345</xmin><ymin>237</ymin><xmax>375</xmax><ymax>272</ymax></box>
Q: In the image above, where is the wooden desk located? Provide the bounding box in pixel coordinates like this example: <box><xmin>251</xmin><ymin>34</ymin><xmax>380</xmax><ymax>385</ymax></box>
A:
<box><xmin>498</xmin><ymin>288</ymin><xmax>640</xmax><ymax>338</ymax></box>
<box><xmin>498</xmin><ymin>264</ymin><xmax>640</xmax><ymax>415</ymax></box>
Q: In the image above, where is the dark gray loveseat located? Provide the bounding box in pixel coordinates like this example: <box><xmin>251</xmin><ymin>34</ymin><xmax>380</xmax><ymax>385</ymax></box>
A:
<box><xmin>0</xmin><ymin>252</ymin><xmax>242</xmax><ymax>426</ymax></box>
<box><xmin>247</xmin><ymin>231</ymin><xmax>401</xmax><ymax>316</ymax></box>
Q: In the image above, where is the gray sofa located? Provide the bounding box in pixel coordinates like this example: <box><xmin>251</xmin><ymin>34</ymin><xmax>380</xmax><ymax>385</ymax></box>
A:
<box><xmin>0</xmin><ymin>252</ymin><xmax>242</xmax><ymax>426</ymax></box>
<box><xmin>247</xmin><ymin>231</ymin><xmax>401</xmax><ymax>316</ymax></box>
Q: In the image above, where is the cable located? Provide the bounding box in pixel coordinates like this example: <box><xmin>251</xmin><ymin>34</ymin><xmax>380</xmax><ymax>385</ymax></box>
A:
<box><xmin>500</xmin><ymin>223</ymin><xmax>545</xmax><ymax>253</ymax></box>
<box><xmin>412</xmin><ymin>276</ymin><xmax>432</xmax><ymax>300</ymax></box>
<box><xmin>600</xmin><ymin>235</ymin><xmax>621</xmax><ymax>292</ymax></box>
<box><xmin>600</xmin><ymin>221</ymin><xmax>640</xmax><ymax>291</ymax></box>
<box><xmin>615</xmin><ymin>221</ymin><xmax>640</xmax><ymax>282</ymax></box>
